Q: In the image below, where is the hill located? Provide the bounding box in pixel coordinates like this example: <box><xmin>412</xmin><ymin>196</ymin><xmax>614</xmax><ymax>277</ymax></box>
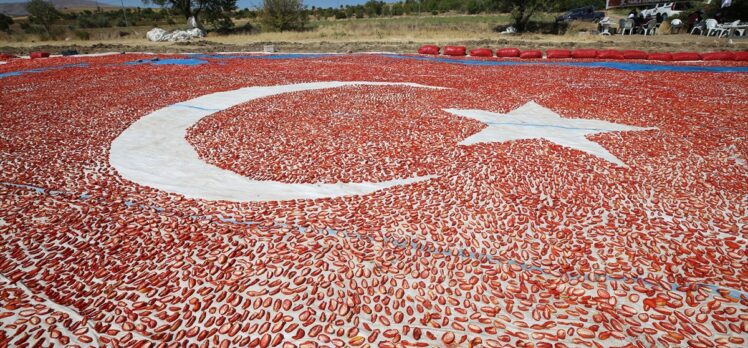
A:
<box><xmin>0</xmin><ymin>0</ymin><xmax>118</xmax><ymax>17</ymax></box>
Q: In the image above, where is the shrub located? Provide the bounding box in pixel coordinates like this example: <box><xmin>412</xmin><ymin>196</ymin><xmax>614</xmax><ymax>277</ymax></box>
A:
<box><xmin>0</xmin><ymin>13</ymin><xmax>13</xmax><ymax>33</ymax></box>
<box><xmin>26</xmin><ymin>0</ymin><xmax>61</xmax><ymax>34</ymax></box>
<box><xmin>78</xmin><ymin>14</ymin><xmax>111</xmax><ymax>28</ymax></box>
<box><xmin>261</xmin><ymin>0</ymin><xmax>308</xmax><ymax>31</ymax></box>
<box><xmin>21</xmin><ymin>22</ymin><xmax>47</xmax><ymax>35</ymax></box>
<box><xmin>74</xmin><ymin>30</ymin><xmax>90</xmax><ymax>40</ymax></box>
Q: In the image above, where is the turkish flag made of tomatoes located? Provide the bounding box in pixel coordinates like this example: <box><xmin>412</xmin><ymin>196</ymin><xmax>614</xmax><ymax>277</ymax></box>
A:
<box><xmin>1</xmin><ymin>53</ymin><xmax>747</xmax><ymax>348</ymax></box>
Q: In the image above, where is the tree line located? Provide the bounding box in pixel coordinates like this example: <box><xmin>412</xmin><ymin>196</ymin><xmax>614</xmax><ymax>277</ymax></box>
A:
<box><xmin>6</xmin><ymin>0</ymin><xmax>609</xmax><ymax>38</ymax></box>
<box><xmin>318</xmin><ymin>0</ymin><xmax>605</xmax><ymax>17</ymax></box>
<box><xmin>266</xmin><ymin>0</ymin><xmax>606</xmax><ymax>32</ymax></box>
<box><xmin>5</xmin><ymin>0</ymin><xmax>192</xmax><ymax>37</ymax></box>
<box><xmin>145</xmin><ymin>0</ymin><xmax>606</xmax><ymax>32</ymax></box>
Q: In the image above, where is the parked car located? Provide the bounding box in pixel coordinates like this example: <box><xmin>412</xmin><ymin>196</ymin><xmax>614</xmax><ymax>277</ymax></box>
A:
<box><xmin>640</xmin><ymin>2</ymin><xmax>695</xmax><ymax>20</ymax></box>
<box><xmin>555</xmin><ymin>6</ymin><xmax>606</xmax><ymax>23</ymax></box>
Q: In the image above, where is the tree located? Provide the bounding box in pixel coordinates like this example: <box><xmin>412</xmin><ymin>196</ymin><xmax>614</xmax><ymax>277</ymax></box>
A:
<box><xmin>704</xmin><ymin>0</ymin><xmax>748</xmax><ymax>22</ymax></box>
<box><xmin>0</xmin><ymin>13</ymin><xmax>13</xmax><ymax>33</ymax></box>
<box><xmin>143</xmin><ymin>0</ymin><xmax>201</xmax><ymax>20</ymax></box>
<box><xmin>364</xmin><ymin>0</ymin><xmax>385</xmax><ymax>17</ymax></box>
<box><xmin>354</xmin><ymin>6</ymin><xmax>365</xmax><ymax>18</ymax></box>
<box><xmin>261</xmin><ymin>0</ymin><xmax>308</xmax><ymax>31</ymax></box>
<box><xmin>499</xmin><ymin>0</ymin><xmax>548</xmax><ymax>32</ymax></box>
<box><xmin>465</xmin><ymin>0</ymin><xmax>485</xmax><ymax>14</ymax></box>
<box><xmin>382</xmin><ymin>5</ymin><xmax>392</xmax><ymax>17</ymax></box>
<box><xmin>142</xmin><ymin>0</ymin><xmax>237</xmax><ymax>29</ymax></box>
<box><xmin>546</xmin><ymin>0</ymin><xmax>600</xmax><ymax>12</ymax></box>
<box><xmin>391</xmin><ymin>3</ymin><xmax>404</xmax><ymax>16</ymax></box>
<box><xmin>201</xmin><ymin>0</ymin><xmax>237</xmax><ymax>31</ymax></box>
<box><xmin>26</xmin><ymin>0</ymin><xmax>61</xmax><ymax>35</ymax></box>
<box><xmin>345</xmin><ymin>5</ymin><xmax>355</xmax><ymax>18</ymax></box>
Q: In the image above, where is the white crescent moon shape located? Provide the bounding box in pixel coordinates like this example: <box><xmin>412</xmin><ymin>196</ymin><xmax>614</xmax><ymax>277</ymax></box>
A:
<box><xmin>110</xmin><ymin>81</ymin><xmax>442</xmax><ymax>202</ymax></box>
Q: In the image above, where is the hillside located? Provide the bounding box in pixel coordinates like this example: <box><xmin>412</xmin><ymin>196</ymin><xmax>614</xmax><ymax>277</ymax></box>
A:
<box><xmin>0</xmin><ymin>0</ymin><xmax>117</xmax><ymax>16</ymax></box>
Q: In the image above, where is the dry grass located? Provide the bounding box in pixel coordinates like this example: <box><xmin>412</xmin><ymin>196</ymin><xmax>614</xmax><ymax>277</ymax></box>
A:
<box><xmin>208</xmin><ymin>14</ymin><xmax>528</xmax><ymax>44</ymax></box>
<box><xmin>1</xmin><ymin>13</ymin><xmax>746</xmax><ymax>53</ymax></box>
<box><xmin>0</xmin><ymin>13</ymin><xmax>543</xmax><ymax>44</ymax></box>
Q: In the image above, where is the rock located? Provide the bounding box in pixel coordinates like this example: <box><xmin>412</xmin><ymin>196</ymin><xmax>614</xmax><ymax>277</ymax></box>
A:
<box><xmin>146</xmin><ymin>28</ymin><xmax>169</xmax><ymax>42</ymax></box>
<box><xmin>187</xmin><ymin>28</ymin><xmax>205</xmax><ymax>39</ymax></box>
<box><xmin>146</xmin><ymin>27</ymin><xmax>205</xmax><ymax>42</ymax></box>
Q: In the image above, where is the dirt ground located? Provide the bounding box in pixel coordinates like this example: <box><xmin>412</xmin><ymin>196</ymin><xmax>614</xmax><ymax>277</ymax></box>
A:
<box><xmin>1</xmin><ymin>32</ymin><xmax>747</xmax><ymax>56</ymax></box>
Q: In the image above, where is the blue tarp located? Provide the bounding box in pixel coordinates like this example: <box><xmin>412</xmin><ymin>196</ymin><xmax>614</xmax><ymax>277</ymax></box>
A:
<box><xmin>0</xmin><ymin>63</ymin><xmax>88</xmax><ymax>79</ymax></box>
<box><xmin>2</xmin><ymin>53</ymin><xmax>747</xmax><ymax>80</ymax></box>
<box><xmin>384</xmin><ymin>54</ymin><xmax>748</xmax><ymax>73</ymax></box>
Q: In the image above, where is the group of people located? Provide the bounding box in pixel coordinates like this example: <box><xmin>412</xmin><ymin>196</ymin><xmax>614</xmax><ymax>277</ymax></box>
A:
<box><xmin>624</xmin><ymin>8</ymin><xmax>729</xmax><ymax>33</ymax></box>
<box><xmin>626</xmin><ymin>8</ymin><xmax>664</xmax><ymax>27</ymax></box>
<box><xmin>621</xmin><ymin>8</ymin><xmax>662</xmax><ymax>34</ymax></box>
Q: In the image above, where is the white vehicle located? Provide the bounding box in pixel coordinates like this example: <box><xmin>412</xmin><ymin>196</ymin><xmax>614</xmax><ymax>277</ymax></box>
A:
<box><xmin>640</xmin><ymin>2</ymin><xmax>695</xmax><ymax>20</ymax></box>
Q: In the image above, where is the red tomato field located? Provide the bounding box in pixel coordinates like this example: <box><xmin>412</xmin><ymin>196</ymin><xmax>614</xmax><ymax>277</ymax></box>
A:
<box><xmin>1</xmin><ymin>53</ymin><xmax>747</xmax><ymax>347</ymax></box>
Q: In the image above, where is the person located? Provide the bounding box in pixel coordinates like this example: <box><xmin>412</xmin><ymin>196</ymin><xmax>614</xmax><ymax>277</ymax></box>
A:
<box><xmin>628</xmin><ymin>9</ymin><xmax>637</xmax><ymax>20</ymax></box>
<box><xmin>670</xmin><ymin>18</ymin><xmax>684</xmax><ymax>34</ymax></box>
<box><xmin>687</xmin><ymin>10</ymin><xmax>703</xmax><ymax>31</ymax></box>
<box><xmin>598</xmin><ymin>14</ymin><xmax>612</xmax><ymax>35</ymax></box>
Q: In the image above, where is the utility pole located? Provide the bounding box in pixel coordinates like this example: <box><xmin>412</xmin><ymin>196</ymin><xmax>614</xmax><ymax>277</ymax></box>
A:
<box><xmin>120</xmin><ymin>0</ymin><xmax>129</xmax><ymax>27</ymax></box>
<box><xmin>418</xmin><ymin>0</ymin><xmax>422</xmax><ymax>30</ymax></box>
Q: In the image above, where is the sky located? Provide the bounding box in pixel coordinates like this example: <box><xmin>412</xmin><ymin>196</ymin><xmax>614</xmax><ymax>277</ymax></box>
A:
<box><xmin>0</xmin><ymin>0</ymin><xmax>401</xmax><ymax>9</ymax></box>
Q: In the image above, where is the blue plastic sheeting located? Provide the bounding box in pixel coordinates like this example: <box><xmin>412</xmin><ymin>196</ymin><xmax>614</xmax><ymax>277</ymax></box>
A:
<box><xmin>123</xmin><ymin>54</ymin><xmax>335</xmax><ymax>66</ymax></box>
<box><xmin>559</xmin><ymin>61</ymin><xmax>748</xmax><ymax>73</ymax></box>
<box><xmin>187</xmin><ymin>53</ymin><xmax>334</xmax><ymax>60</ymax></box>
<box><xmin>125</xmin><ymin>58</ymin><xmax>207</xmax><ymax>66</ymax></box>
<box><xmin>384</xmin><ymin>54</ymin><xmax>748</xmax><ymax>73</ymax></box>
<box><xmin>1</xmin><ymin>54</ymin><xmax>336</xmax><ymax>79</ymax></box>
<box><xmin>0</xmin><ymin>63</ymin><xmax>89</xmax><ymax>79</ymax></box>
<box><xmin>4</xmin><ymin>53</ymin><xmax>745</xmax><ymax>80</ymax></box>
<box><xmin>152</xmin><ymin>58</ymin><xmax>206</xmax><ymax>66</ymax></box>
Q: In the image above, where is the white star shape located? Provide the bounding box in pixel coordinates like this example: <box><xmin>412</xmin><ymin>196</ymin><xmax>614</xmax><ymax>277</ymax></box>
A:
<box><xmin>445</xmin><ymin>101</ymin><xmax>657</xmax><ymax>167</ymax></box>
